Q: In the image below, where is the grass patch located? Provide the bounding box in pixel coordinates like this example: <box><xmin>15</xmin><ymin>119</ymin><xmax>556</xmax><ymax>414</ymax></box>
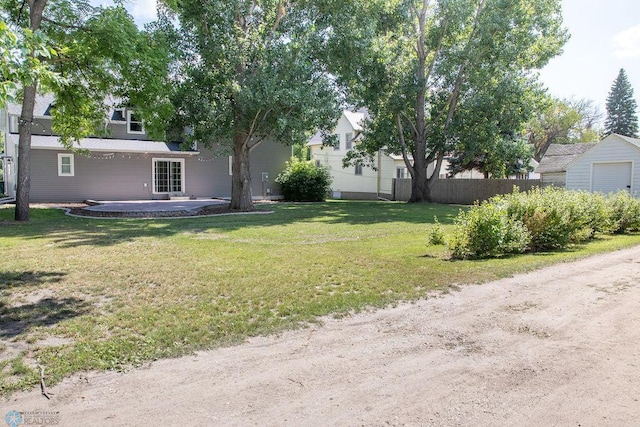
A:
<box><xmin>1</xmin><ymin>200</ymin><xmax>639</xmax><ymax>395</ymax></box>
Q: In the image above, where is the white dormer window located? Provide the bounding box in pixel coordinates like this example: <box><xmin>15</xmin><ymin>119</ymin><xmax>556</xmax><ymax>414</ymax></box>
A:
<box><xmin>111</xmin><ymin>108</ymin><xmax>126</xmax><ymax>122</ymax></box>
<box><xmin>127</xmin><ymin>111</ymin><xmax>144</xmax><ymax>134</ymax></box>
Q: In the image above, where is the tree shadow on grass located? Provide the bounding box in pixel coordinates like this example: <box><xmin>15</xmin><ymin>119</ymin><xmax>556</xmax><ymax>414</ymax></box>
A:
<box><xmin>0</xmin><ymin>271</ymin><xmax>67</xmax><ymax>292</ymax></box>
<box><xmin>0</xmin><ymin>297</ymin><xmax>89</xmax><ymax>339</ymax></box>
<box><xmin>0</xmin><ymin>270</ymin><xmax>87</xmax><ymax>339</ymax></box>
<box><xmin>1</xmin><ymin>201</ymin><xmax>466</xmax><ymax>248</ymax></box>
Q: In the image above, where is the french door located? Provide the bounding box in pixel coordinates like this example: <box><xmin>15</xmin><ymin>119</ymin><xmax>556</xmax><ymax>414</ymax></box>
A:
<box><xmin>153</xmin><ymin>159</ymin><xmax>184</xmax><ymax>194</ymax></box>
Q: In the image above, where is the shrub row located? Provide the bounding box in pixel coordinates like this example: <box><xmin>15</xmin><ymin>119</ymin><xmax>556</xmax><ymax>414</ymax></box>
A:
<box><xmin>447</xmin><ymin>187</ymin><xmax>640</xmax><ymax>259</ymax></box>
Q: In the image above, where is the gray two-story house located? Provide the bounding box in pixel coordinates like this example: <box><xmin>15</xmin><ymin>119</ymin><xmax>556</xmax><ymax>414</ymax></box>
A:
<box><xmin>1</xmin><ymin>95</ymin><xmax>289</xmax><ymax>202</ymax></box>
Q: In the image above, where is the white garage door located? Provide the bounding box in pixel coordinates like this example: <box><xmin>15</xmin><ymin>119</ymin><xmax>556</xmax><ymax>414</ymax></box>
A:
<box><xmin>592</xmin><ymin>162</ymin><xmax>632</xmax><ymax>194</ymax></box>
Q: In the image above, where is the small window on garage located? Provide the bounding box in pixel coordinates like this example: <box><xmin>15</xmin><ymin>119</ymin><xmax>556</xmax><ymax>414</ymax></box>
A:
<box><xmin>58</xmin><ymin>153</ymin><xmax>74</xmax><ymax>176</ymax></box>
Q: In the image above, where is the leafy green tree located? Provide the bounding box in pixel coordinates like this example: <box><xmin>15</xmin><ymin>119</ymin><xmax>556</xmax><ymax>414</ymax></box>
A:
<box><xmin>448</xmin><ymin>137</ymin><xmax>534</xmax><ymax>178</ymax></box>
<box><xmin>604</xmin><ymin>68</ymin><xmax>639</xmax><ymax>138</ymax></box>
<box><xmin>527</xmin><ymin>97</ymin><xmax>603</xmax><ymax>161</ymax></box>
<box><xmin>1</xmin><ymin>19</ymin><xmax>58</xmax><ymax>106</ymax></box>
<box><xmin>1</xmin><ymin>0</ymin><xmax>173</xmax><ymax>221</ymax></box>
<box><xmin>326</xmin><ymin>0</ymin><xmax>567</xmax><ymax>202</ymax></box>
<box><xmin>158</xmin><ymin>0</ymin><xmax>341</xmax><ymax>211</ymax></box>
<box><xmin>445</xmin><ymin>72</ymin><xmax>540</xmax><ymax>178</ymax></box>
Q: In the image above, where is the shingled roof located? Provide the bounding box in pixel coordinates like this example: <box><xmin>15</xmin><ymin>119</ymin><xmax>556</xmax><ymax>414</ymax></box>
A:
<box><xmin>535</xmin><ymin>143</ymin><xmax>597</xmax><ymax>174</ymax></box>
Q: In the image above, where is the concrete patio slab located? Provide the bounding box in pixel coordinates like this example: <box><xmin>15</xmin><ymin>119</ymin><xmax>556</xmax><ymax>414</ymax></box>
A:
<box><xmin>84</xmin><ymin>199</ymin><xmax>227</xmax><ymax>213</ymax></box>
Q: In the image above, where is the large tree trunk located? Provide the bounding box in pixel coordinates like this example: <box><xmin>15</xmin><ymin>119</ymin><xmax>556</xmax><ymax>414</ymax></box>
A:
<box><xmin>230</xmin><ymin>132</ymin><xmax>254</xmax><ymax>211</ymax></box>
<box><xmin>14</xmin><ymin>0</ymin><xmax>47</xmax><ymax>221</ymax></box>
<box><xmin>15</xmin><ymin>84</ymin><xmax>37</xmax><ymax>221</ymax></box>
<box><xmin>408</xmin><ymin>1</ymin><xmax>434</xmax><ymax>204</ymax></box>
<box><xmin>409</xmin><ymin>153</ymin><xmax>443</xmax><ymax>203</ymax></box>
<box><xmin>409</xmin><ymin>164</ymin><xmax>432</xmax><ymax>202</ymax></box>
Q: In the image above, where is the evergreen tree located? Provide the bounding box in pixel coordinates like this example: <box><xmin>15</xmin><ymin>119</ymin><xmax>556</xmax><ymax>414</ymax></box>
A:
<box><xmin>604</xmin><ymin>69</ymin><xmax>639</xmax><ymax>138</ymax></box>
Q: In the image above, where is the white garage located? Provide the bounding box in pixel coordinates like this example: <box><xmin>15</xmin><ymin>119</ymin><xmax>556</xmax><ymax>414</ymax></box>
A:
<box><xmin>537</xmin><ymin>134</ymin><xmax>640</xmax><ymax>196</ymax></box>
<box><xmin>564</xmin><ymin>134</ymin><xmax>640</xmax><ymax>196</ymax></box>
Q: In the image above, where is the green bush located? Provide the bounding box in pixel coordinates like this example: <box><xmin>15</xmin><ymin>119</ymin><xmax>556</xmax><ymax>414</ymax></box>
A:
<box><xmin>275</xmin><ymin>158</ymin><xmax>332</xmax><ymax>202</ymax></box>
<box><xmin>447</xmin><ymin>202</ymin><xmax>531</xmax><ymax>259</ymax></box>
<box><xmin>428</xmin><ymin>216</ymin><xmax>446</xmax><ymax>246</ymax></box>
<box><xmin>447</xmin><ymin>187</ymin><xmax>639</xmax><ymax>259</ymax></box>
<box><xmin>500</xmin><ymin>187</ymin><xmax>610</xmax><ymax>251</ymax></box>
<box><xmin>609</xmin><ymin>191</ymin><xmax>640</xmax><ymax>233</ymax></box>
<box><xmin>568</xmin><ymin>190</ymin><xmax>612</xmax><ymax>238</ymax></box>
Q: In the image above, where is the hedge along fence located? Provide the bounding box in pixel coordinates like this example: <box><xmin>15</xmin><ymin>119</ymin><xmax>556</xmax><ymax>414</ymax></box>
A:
<box><xmin>444</xmin><ymin>187</ymin><xmax>640</xmax><ymax>259</ymax></box>
<box><xmin>393</xmin><ymin>178</ymin><xmax>542</xmax><ymax>204</ymax></box>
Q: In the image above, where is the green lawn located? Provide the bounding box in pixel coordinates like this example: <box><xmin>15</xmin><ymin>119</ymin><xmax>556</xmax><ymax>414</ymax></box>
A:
<box><xmin>1</xmin><ymin>200</ymin><xmax>639</xmax><ymax>395</ymax></box>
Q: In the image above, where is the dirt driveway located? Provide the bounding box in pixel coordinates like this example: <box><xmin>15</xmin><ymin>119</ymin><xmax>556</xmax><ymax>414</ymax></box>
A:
<box><xmin>3</xmin><ymin>246</ymin><xmax>640</xmax><ymax>426</ymax></box>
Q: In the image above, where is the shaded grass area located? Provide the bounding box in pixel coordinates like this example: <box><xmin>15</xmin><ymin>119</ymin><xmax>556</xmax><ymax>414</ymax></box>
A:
<box><xmin>1</xmin><ymin>201</ymin><xmax>639</xmax><ymax>395</ymax></box>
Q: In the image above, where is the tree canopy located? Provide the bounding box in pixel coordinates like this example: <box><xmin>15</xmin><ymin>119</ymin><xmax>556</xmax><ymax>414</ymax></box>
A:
<box><xmin>604</xmin><ymin>68</ymin><xmax>639</xmax><ymax>138</ymax></box>
<box><xmin>158</xmin><ymin>0</ymin><xmax>342</xmax><ymax>211</ymax></box>
<box><xmin>0</xmin><ymin>18</ymin><xmax>60</xmax><ymax>107</ymax></box>
<box><xmin>527</xmin><ymin>97</ymin><xmax>603</xmax><ymax>161</ymax></box>
<box><xmin>326</xmin><ymin>0</ymin><xmax>568</xmax><ymax>201</ymax></box>
<box><xmin>1</xmin><ymin>0</ymin><xmax>172</xmax><ymax>220</ymax></box>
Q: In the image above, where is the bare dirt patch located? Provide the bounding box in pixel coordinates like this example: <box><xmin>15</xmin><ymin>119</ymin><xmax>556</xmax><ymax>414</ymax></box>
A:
<box><xmin>4</xmin><ymin>246</ymin><xmax>640</xmax><ymax>426</ymax></box>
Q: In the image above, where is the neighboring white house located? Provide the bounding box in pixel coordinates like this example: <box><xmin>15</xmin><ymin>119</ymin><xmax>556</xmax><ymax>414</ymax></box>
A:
<box><xmin>536</xmin><ymin>134</ymin><xmax>640</xmax><ymax>195</ymax></box>
<box><xmin>308</xmin><ymin>110</ymin><xmax>439</xmax><ymax>199</ymax></box>
<box><xmin>309</xmin><ymin>110</ymin><xmax>540</xmax><ymax>199</ymax></box>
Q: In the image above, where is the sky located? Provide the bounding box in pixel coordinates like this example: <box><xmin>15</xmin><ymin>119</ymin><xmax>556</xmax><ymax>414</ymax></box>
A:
<box><xmin>538</xmin><ymin>0</ymin><xmax>640</xmax><ymax>116</ymax></box>
<box><xmin>105</xmin><ymin>0</ymin><xmax>640</xmax><ymax>117</ymax></box>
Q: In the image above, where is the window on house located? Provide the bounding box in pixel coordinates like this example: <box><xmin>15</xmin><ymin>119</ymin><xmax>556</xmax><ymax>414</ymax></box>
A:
<box><xmin>333</xmin><ymin>133</ymin><xmax>340</xmax><ymax>150</ymax></box>
<box><xmin>111</xmin><ymin>109</ymin><xmax>126</xmax><ymax>122</ymax></box>
<box><xmin>345</xmin><ymin>133</ymin><xmax>353</xmax><ymax>150</ymax></box>
<box><xmin>396</xmin><ymin>167</ymin><xmax>406</xmax><ymax>179</ymax></box>
<box><xmin>127</xmin><ymin>110</ymin><xmax>144</xmax><ymax>134</ymax></box>
<box><xmin>58</xmin><ymin>154</ymin><xmax>74</xmax><ymax>176</ymax></box>
<box><xmin>355</xmin><ymin>164</ymin><xmax>363</xmax><ymax>176</ymax></box>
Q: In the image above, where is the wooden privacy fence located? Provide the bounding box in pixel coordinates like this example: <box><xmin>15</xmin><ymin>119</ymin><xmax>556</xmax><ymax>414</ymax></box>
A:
<box><xmin>393</xmin><ymin>178</ymin><xmax>542</xmax><ymax>205</ymax></box>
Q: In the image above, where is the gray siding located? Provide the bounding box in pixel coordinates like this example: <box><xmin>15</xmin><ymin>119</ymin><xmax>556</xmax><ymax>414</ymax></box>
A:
<box><xmin>106</xmin><ymin>122</ymin><xmax>154</xmax><ymax>140</ymax></box>
<box><xmin>541</xmin><ymin>172</ymin><xmax>566</xmax><ymax>188</ymax></box>
<box><xmin>248</xmin><ymin>141</ymin><xmax>291</xmax><ymax>198</ymax></box>
<box><xmin>29</xmin><ymin>141</ymin><xmax>291</xmax><ymax>202</ymax></box>
<box><xmin>12</xmin><ymin>117</ymin><xmax>155</xmax><ymax>141</ymax></box>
